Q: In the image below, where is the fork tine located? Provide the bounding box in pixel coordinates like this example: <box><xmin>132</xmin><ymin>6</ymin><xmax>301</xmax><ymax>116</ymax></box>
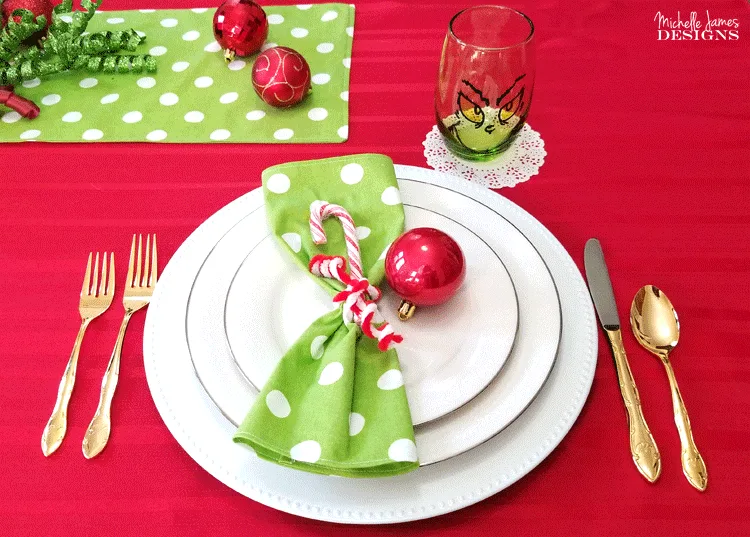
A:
<box><xmin>107</xmin><ymin>252</ymin><xmax>115</xmax><ymax>296</ymax></box>
<box><xmin>149</xmin><ymin>234</ymin><xmax>158</xmax><ymax>287</ymax></box>
<box><xmin>81</xmin><ymin>252</ymin><xmax>93</xmax><ymax>296</ymax></box>
<box><xmin>92</xmin><ymin>252</ymin><xmax>100</xmax><ymax>297</ymax></box>
<box><xmin>144</xmin><ymin>234</ymin><xmax>151</xmax><ymax>287</ymax></box>
<box><xmin>135</xmin><ymin>234</ymin><xmax>143</xmax><ymax>287</ymax></box>
<box><xmin>126</xmin><ymin>234</ymin><xmax>136</xmax><ymax>287</ymax></box>
<box><xmin>98</xmin><ymin>252</ymin><xmax>107</xmax><ymax>297</ymax></box>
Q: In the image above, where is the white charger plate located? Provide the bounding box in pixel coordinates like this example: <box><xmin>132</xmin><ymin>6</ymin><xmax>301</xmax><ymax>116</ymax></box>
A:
<box><xmin>185</xmin><ymin>177</ymin><xmax>560</xmax><ymax>464</ymax></box>
<box><xmin>223</xmin><ymin>203</ymin><xmax>520</xmax><ymax>426</ymax></box>
<box><xmin>144</xmin><ymin>165</ymin><xmax>597</xmax><ymax>523</ymax></box>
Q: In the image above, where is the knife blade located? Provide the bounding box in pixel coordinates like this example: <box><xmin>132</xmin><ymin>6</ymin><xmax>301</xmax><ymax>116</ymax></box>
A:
<box><xmin>584</xmin><ymin>239</ymin><xmax>620</xmax><ymax>330</ymax></box>
<box><xmin>584</xmin><ymin>238</ymin><xmax>662</xmax><ymax>483</ymax></box>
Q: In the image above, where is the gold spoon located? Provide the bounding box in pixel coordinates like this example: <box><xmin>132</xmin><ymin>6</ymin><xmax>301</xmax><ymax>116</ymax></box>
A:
<box><xmin>630</xmin><ymin>285</ymin><xmax>707</xmax><ymax>491</ymax></box>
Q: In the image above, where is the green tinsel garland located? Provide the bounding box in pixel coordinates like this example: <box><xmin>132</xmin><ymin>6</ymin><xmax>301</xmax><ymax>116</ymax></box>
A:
<box><xmin>0</xmin><ymin>0</ymin><xmax>156</xmax><ymax>89</ymax></box>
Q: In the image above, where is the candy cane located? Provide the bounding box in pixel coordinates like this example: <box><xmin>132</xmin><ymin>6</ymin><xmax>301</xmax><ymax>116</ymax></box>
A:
<box><xmin>308</xmin><ymin>201</ymin><xmax>402</xmax><ymax>351</ymax></box>
<box><xmin>309</xmin><ymin>201</ymin><xmax>363</xmax><ymax>280</ymax></box>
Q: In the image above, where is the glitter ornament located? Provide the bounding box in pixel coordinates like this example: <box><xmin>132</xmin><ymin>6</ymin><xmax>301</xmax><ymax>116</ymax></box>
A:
<box><xmin>213</xmin><ymin>0</ymin><xmax>268</xmax><ymax>63</ymax></box>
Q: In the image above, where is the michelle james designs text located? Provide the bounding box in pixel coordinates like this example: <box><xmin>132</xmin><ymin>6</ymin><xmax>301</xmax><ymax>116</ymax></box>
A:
<box><xmin>654</xmin><ymin>11</ymin><xmax>739</xmax><ymax>40</ymax></box>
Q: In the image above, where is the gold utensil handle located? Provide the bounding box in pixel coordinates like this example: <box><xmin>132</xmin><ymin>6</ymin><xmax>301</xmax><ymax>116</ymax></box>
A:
<box><xmin>82</xmin><ymin>311</ymin><xmax>133</xmax><ymax>459</ymax></box>
<box><xmin>605</xmin><ymin>328</ymin><xmax>662</xmax><ymax>483</ymax></box>
<box><xmin>41</xmin><ymin>318</ymin><xmax>91</xmax><ymax>456</ymax></box>
<box><xmin>663</xmin><ymin>358</ymin><xmax>708</xmax><ymax>491</ymax></box>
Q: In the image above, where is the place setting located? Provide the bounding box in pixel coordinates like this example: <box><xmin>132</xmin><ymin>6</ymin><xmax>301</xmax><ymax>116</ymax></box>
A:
<box><xmin>27</xmin><ymin>1</ymin><xmax>596</xmax><ymax>522</ymax></box>
<box><xmin>21</xmin><ymin>0</ymin><xmax>711</xmax><ymax>527</ymax></box>
<box><xmin>130</xmin><ymin>6</ymin><xmax>599</xmax><ymax>506</ymax></box>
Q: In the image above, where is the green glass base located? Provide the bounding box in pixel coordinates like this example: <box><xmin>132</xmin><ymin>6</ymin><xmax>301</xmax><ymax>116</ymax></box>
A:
<box><xmin>441</xmin><ymin>130</ymin><xmax>521</xmax><ymax>162</ymax></box>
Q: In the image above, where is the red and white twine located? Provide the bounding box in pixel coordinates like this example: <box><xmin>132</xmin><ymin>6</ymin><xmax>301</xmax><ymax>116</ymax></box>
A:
<box><xmin>308</xmin><ymin>201</ymin><xmax>402</xmax><ymax>351</ymax></box>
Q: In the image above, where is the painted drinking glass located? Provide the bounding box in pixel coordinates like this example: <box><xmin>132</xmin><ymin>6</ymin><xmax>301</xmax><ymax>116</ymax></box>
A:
<box><xmin>435</xmin><ymin>6</ymin><xmax>535</xmax><ymax>161</ymax></box>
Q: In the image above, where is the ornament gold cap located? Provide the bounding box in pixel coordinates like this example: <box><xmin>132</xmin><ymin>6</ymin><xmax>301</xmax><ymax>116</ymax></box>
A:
<box><xmin>397</xmin><ymin>300</ymin><xmax>416</xmax><ymax>321</ymax></box>
<box><xmin>224</xmin><ymin>49</ymin><xmax>236</xmax><ymax>63</ymax></box>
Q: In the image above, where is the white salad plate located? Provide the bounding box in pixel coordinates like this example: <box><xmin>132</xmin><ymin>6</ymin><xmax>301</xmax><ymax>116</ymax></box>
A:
<box><xmin>144</xmin><ymin>165</ymin><xmax>597</xmax><ymax>523</ymax></box>
<box><xmin>222</xmin><ymin>203</ymin><xmax>520</xmax><ymax>426</ymax></box>
<box><xmin>185</xmin><ymin>176</ymin><xmax>560</xmax><ymax>463</ymax></box>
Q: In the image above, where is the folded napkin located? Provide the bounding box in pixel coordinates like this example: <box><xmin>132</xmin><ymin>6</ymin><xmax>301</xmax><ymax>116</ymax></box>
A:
<box><xmin>233</xmin><ymin>154</ymin><xmax>419</xmax><ymax>477</ymax></box>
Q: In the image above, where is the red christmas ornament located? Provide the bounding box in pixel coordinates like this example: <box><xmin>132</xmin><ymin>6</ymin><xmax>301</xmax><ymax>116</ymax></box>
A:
<box><xmin>251</xmin><ymin>46</ymin><xmax>311</xmax><ymax>108</ymax></box>
<box><xmin>1</xmin><ymin>0</ymin><xmax>53</xmax><ymax>43</ymax></box>
<box><xmin>384</xmin><ymin>227</ymin><xmax>466</xmax><ymax>320</ymax></box>
<box><xmin>212</xmin><ymin>0</ymin><xmax>268</xmax><ymax>63</ymax></box>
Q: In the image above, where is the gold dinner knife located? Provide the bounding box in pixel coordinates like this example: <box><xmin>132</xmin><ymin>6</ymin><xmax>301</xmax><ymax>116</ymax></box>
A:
<box><xmin>584</xmin><ymin>238</ymin><xmax>661</xmax><ymax>483</ymax></box>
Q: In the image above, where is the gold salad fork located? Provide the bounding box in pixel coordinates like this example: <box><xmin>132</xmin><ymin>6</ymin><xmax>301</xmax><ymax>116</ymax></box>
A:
<box><xmin>82</xmin><ymin>234</ymin><xmax>157</xmax><ymax>459</ymax></box>
<box><xmin>42</xmin><ymin>252</ymin><xmax>115</xmax><ymax>456</ymax></box>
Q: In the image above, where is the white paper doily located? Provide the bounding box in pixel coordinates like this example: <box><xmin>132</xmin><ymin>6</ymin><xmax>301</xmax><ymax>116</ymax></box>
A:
<box><xmin>423</xmin><ymin>124</ymin><xmax>546</xmax><ymax>188</ymax></box>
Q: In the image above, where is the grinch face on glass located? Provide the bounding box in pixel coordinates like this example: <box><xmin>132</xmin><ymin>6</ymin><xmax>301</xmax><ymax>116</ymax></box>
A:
<box><xmin>442</xmin><ymin>74</ymin><xmax>527</xmax><ymax>152</ymax></box>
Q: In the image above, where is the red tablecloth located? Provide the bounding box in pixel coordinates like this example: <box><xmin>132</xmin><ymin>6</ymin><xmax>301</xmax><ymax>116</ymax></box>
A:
<box><xmin>3</xmin><ymin>0</ymin><xmax>749</xmax><ymax>534</ymax></box>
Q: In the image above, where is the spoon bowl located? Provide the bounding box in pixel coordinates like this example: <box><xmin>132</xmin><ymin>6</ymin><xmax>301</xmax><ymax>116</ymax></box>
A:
<box><xmin>630</xmin><ymin>285</ymin><xmax>680</xmax><ymax>359</ymax></box>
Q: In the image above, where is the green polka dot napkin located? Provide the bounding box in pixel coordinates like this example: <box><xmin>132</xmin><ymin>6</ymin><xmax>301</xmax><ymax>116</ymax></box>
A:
<box><xmin>233</xmin><ymin>154</ymin><xmax>419</xmax><ymax>477</ymax></box>
<box><xmin>0</xmin><ymin>4</ymin><xmax>353</xmax><ymax>143</ymax></box>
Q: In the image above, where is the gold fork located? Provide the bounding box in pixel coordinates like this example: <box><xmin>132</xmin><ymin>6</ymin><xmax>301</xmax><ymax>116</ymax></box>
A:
<box><xmin>42</xmin><ymin>252</ymin><xmax>115</xmax><ymax>456</ymax></box>
<box><xmin>82</xmin><ymin>234</ymin><xmax>157</xmax><ymax>459</ymax></box>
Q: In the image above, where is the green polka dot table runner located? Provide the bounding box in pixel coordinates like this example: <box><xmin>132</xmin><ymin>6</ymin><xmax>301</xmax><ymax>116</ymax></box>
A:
<box><xmin>0</xmin><ymin>4</ymin><xmax>353</xmax><ymax>143</ymax></box>
<box><xmin>233</xmin><ymin>154</ymin><xmax>419</xmax><ymax>477</ymax></box>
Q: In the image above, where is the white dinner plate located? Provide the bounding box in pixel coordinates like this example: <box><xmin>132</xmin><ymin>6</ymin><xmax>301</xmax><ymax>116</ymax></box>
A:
<box><xmin>224</xmin><ymin>203</ymin><xmax>520</xmax><ymax>426</ymax></box>
<box><xmin>185</xmin><ymin>176</ymin><xmax>560</xmax><ymax>464</ymax></box>
<box><xmin>144</xmin><ymin>165</ymin><xmax>597</xmax><ymax>523</ymax></box>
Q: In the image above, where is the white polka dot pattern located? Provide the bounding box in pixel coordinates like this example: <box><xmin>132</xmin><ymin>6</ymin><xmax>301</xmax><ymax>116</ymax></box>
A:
<box><xmin>266</xmin><ymin>390</ymin><xmax>291</xmax><ymax>418</ymax></box>
<box><xmin>122</xmin><ymin>111</ymin><xmax>143</xmax><ymax>123</ymax></box>
<box><xmin>274</xmin><ymin>128</ymin><xmax>294</xmax><ymax>140</ymax></box>
<box><xmin>2</xmin><ymin>6</ymin><xmax>353</xmax><ymax>144</ymax></box>
<box><xmin>281</xmin><ymin>232</ymin><xmax>302</xmax><ymax>252</ymax></box>
<box><xmin>219</xmin><ymin>92</ymin><xmax>239</xmax><ymax>104</ymax></box>
<box><xmin>340</xmin><ymin>163</ymin><xmax>364</xmax><ymax>184</ymax></box>
<box><xmin>82</xmin><ymin>129</ymin><xmax>103</xmax><ymax>140</ymax></box>
<box><xmin>2</xmin><ymin>111</ymin><xmax>21</xmax><ymax>123</ymax></box>
<box><xmin>310</xmin><ymin>335</ymin><xmax>327</xmax><ymax>359</ymax></box>
<box><xmin>184</xmin><ymin>111</ymin><xmax>204</xmax><ymax>123</ymax></box>
<box><xmin>160</xmin><ymin>93</ymin><xmax>179</xmax><ymax>106</ymax></box>
<box><xmin>377</xmin><ymin>369</ymin><xmax>404</xmax><ymax>390</ymax></box>
<box><xmin>266</xmin><ymin>173</ymin><xmax>291</xmax><ymax>194</ymax></box>
<box><xmin>348</xmin><ymin>413</ymin><xmax>365</xmax><ymax>436</ymax></box>
<box><xmin>209</xmin><ymin>129</ymin><xmax>231</xmax><ymax>141</ymax></box>
<box><xmin>290</xmin><ymin>440</ymin><xmax>321</xmax><ymax>463</ymax></box>
<box><xmin>146</xmin><ymin>130</ymin><xmax>168</xmax><ymax>141</ymax></box>
<box><xmin>20</xmin><ymin>129</ymin><xmax>40</xmax><ymax>140</ymax></box>
<box><xmin>137</xmin><ymin>77</ymin><xmax>156</xmax><ymax>88</ymax></box>
<box><xmin>246</xmin><ymin>110</ymin><xmax>266</xmax><ymax>121</ymax></box>
<box><xmin>381</xmin><ymin>186</ymin><xmax>402</xmax><ymax>206</ymax></box>
<box><xmin>62</xmin><ymin>111</ymin><xmax>82</xmax><ymax>123</ymax></box>
<box><xmin>308</xmin><ymin>108</ymin><xmax>328</xmax><ymax>121</ymax></box>
<box><xmin>194</xmin><ymin>76</ymin><xmax>213</xmax><ymax>88</ymax></box>
<box><xmin>388</xmin><ymin>439</ymin><xmax>418</xmax><ymax>462</ymax></box>
<box><xmin>41</xmin><ymin>94</ymin><xmax>61</xmax><ymax>106</ymax></box>
<box><xmin>318</xmin><ymin>362</ymin><xmax>344</xmax><ymax>385</ymax></box>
